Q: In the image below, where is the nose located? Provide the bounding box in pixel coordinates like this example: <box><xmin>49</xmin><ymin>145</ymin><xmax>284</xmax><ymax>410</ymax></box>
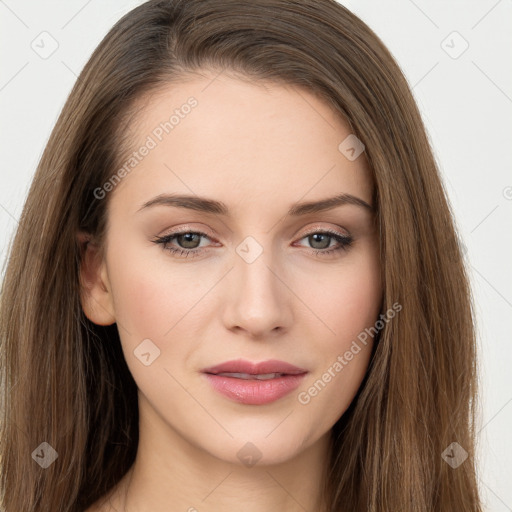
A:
<box><xmin>221</xmin><ymin>239</ymin><xmax>294</xmax><ymax>339</ymax></box>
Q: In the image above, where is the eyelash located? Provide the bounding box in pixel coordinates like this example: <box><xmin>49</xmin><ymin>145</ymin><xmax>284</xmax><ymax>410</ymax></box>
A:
<box><xmin>152</xmin><ymin>228</ymin><xmax>353</xmax><ymax>259</ymax></box>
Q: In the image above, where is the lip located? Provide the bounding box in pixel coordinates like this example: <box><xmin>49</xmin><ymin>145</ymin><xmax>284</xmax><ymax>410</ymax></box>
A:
<box><xmin>202</xmin><ymin>358</ymin><xmax>308</xmax><ymax>405</ymax></box>
<box><xmin>202</xmin><ymin>358</ymin><xmax>307</xmax><ymax>376</ymax></box>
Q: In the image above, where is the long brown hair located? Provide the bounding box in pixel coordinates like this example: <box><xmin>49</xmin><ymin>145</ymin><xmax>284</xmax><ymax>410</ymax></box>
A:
<box><xmin>0</xmin><ymin>0</ymin><xmax>482</xmax><ymax>510</ymax></box>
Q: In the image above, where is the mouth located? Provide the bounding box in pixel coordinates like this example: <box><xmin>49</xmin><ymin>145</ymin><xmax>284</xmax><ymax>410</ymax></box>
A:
<box><xmin>209</xmin><ymin>372</ymin><xmax>296</xmax><ymax>380</ymax></box>
<box><xmin>202</xmin><ymin>358</ymin><xmax>308</xmax><ymax>376</ymax></box>
<box><xmin>201</xmin><ymin>359</ymin><xmax>308</xmax><ymax>405</ymax></box>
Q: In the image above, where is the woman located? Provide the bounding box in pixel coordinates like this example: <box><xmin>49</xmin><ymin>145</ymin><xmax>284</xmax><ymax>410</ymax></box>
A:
<box><xmin>0</xmin><ymin>0</ymin><xmax>482</xmax><ymax>510</ymax></box>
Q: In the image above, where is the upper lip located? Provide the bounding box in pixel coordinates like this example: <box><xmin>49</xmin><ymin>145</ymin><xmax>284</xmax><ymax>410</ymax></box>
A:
<box><xmin>202</xmin><ymin>358</ymin><xmax>308</xmax><ymax>375</ymax></box>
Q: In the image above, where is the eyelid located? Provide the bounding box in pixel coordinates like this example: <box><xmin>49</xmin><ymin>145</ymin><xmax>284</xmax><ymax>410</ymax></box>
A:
<box><xmin>159</xmin><ymin>224</ymin><xmax>217</xmax><ymax>240</ymax></box>
<box><xmin>161</xmin><ymin>223</ymin><xmax>349</xmax><ymax>243</ymax></box>
<box><xmin>153</xmin><ymin>224</ymin><xmax>353</xmax><ymax>259</ymax></box>
<box><xmin>298</xmin><ymin>224</ymin><xmax>349</xmax><ymax>238</ymax></box>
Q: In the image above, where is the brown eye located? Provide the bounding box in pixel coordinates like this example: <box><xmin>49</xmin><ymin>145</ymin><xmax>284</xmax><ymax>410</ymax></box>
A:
<box><xmin>175</xmin><ymin>233</ymin><xmax>202</xmax><ymax>249</ymax></box>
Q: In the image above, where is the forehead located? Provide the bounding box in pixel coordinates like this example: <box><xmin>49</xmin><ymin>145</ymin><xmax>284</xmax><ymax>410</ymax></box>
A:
<box><xmin>112</xmin><ymin>72</ymin><xmax>374</xmax><ymax>215</ymax></box>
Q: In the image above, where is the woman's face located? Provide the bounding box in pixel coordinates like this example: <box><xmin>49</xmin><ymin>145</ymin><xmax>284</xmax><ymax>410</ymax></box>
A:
<box><xmin>81</xmin><ymin>71</ymin><xmax>382</xmax><ymax>466</ymax></box>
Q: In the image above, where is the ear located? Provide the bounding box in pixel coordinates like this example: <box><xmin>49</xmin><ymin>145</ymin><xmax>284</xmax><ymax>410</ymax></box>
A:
<box><xmin>77</xmin><ymin>231</ymin><xmax>116</xmax><ymax>326</ymax></box>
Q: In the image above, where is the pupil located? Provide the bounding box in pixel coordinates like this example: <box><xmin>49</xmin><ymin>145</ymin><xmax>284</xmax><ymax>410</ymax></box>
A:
<box><xmin>179</xmin><ymin>233</ymin><xmax>199</xmax><ymax>248</ymax></box>
<box><xmin>311</xmin><ymin>233</ymin><xmax>329</xmax><ymax>249</ymax></box>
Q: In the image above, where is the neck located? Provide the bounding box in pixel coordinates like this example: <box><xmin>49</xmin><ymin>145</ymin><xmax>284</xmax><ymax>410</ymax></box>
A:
<box><xmin>108</xmin><ymin>393</ymin><xmax>332</xmax><ymax>512</ymax></box>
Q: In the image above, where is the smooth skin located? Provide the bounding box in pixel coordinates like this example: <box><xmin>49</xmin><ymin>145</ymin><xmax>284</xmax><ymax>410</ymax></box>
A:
<box><xmin>80</xmin><ymin>71</ymin><xmax>382</xmax><ymax>512</ymax></box>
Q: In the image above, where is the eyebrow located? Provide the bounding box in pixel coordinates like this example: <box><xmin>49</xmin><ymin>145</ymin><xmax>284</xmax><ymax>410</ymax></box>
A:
<box><xmin>137</xmin><ymin>192</ymin><xmax>373</xmax><ymax>216</ymax></box>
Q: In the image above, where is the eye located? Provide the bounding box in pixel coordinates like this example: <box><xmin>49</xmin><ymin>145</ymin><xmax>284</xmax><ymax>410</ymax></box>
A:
<box><xmin>152</xmin><ymin>227</ymin><xmax>353</xmax><ymax>259</ymax></box>
<box><xmin>152</xmin><ymin>229</ymin><xmax>214</xmax><ymax>258</ymax></box>
<box><xmin>295</xmin><ymin>229</ymin><xmax>353</xmax><ymax>257</ymax></box>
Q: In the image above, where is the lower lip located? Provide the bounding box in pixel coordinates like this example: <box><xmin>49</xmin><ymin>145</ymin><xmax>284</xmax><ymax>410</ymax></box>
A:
<box><xmin>203</xmin><ymin>373</ymin><xmax>307</xmax><ymax>405</ymax></box>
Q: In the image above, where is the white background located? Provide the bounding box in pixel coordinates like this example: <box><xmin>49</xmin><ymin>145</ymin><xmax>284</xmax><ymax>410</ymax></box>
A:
<box><xmin>1</xmin><ymin>1</ymin><xmax>511</xmax><ymax>510</ymax></box>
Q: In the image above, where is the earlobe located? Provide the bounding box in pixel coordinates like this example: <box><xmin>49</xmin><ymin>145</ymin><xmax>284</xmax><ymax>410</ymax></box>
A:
<box><xmin>77</xmin><ymin>231</ymin><xmax>116</xmax><ymax>326</ymax></box>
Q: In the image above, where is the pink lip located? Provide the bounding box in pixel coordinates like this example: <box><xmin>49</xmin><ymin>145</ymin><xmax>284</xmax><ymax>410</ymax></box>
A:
<box><xmin>202</xmin><ymin>358</ymin><xmax>308</xmax><ymax>405</ymax></box>
<box><xmin>202</xmin><ymin>358</ymin><xmax>307</xmax><ymax>375</ymax></box>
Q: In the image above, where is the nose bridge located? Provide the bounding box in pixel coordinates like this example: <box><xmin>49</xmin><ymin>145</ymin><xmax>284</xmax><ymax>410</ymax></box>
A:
<box><xmin>223</xmin><ymin>234</ymin><xmax>291</xmax><ymax>335</ymax></box>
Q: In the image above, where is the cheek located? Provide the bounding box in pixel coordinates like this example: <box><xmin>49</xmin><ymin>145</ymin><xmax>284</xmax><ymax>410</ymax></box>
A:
<box><xmin>107</xmin><ymin>244</ymin><xmax>203</xmax><ymax>339</ymax></box>
<box><xmin>303</xmin><ymin>249</ymin><xmax>382</xmax><ymax>350</ymax></box>
<box><xmin>106</xmin><ymin>254</ymin><xmax>204</xmax><ymax>394</ymax></box>
<box><xmin>294</xmin><ymin>249</ymin><xmax>381</xmax><ymax>415</ymax></box>
<box><xmin>109</xmin><ymin>268</ymin><xmax>168</xmax><ymax>337</ymax></box>
<box><xmin>105</xmin><ymin>239</ymin><xmax>230</xmax><ymax>379</ymax></box>
<box><xmin>297</xmin><ymin>344</ymin><xmax>372</xmax><ymax>435</ymax></box>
